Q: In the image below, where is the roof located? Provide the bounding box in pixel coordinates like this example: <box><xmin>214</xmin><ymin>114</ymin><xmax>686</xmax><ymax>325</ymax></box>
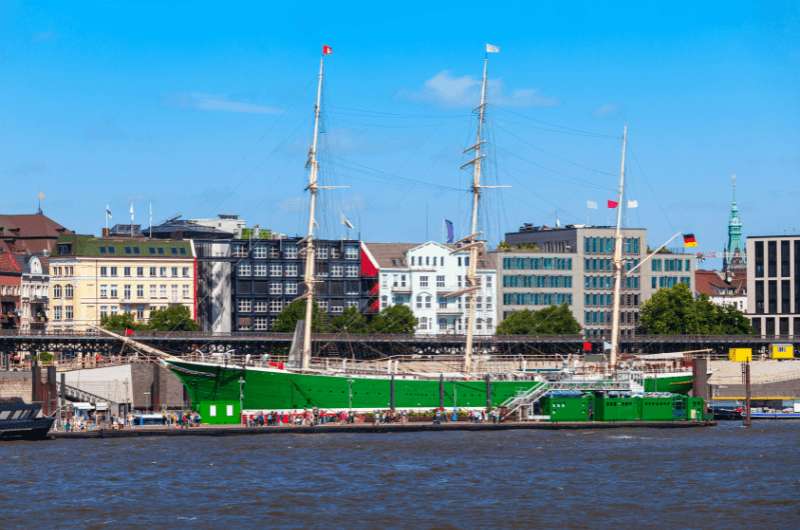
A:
<box><xmin>365</xmin><ymin>241</ymin><xmax>495</xmax><ymax>269</ymax></box>
<box><xmin>0</xmin><ymin>213</ymin><xmax>71</xmax><ymax>254</ymax></box>
<box><xmin>694</xmin><ymin>269</ymin><xmax>746</xmax><ymax>297</ymax></box>
<box><xmin>53</xmin><ymin>234</ymin><xmax>194</xmax><ymax>259</ymax></box>
<box><xmin>0</xmin><ymin>241</ymin><xmax>22</xmax><ymax>280</ymax></box>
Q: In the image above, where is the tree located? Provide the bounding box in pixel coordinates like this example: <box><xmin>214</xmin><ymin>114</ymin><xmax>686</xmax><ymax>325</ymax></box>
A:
<box><xmin>639</xmin><ymin>283</ymin><xmax>753</xmax><ymax>335</ymax></box>
<box><xmin>330</xmin><ymin>306</ymin><xmax>370</xmax><ymax>334</ymax></box>
<box><xmin>147</xmin><ymin>305</ymin><xmax>198</xmax><ymax>332</ymax></box>
<box><xmin>101</xmin><ymin>313</ymin><xmax>140</xmax><ymax>333</ymax></box>
<box><xmin>496</xmin><ymin>304</ymin><xmax>581</xmax><ymax>335</ymax></box>
<box><xmin>272</xmin><ymin>299</ymin><xmax>330</xmax><ymax>333</ymax></box>
<box><xmin>369</xmin><ymin>305</ymin><xmax>417</xmax><ymax>334</ymax></box>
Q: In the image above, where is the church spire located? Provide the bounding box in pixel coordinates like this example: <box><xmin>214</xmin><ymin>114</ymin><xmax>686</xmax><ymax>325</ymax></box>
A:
<box><xmin>724</xmin><ymin>174</ymin><xmax>745</xmax><ymax>274</ymax></box>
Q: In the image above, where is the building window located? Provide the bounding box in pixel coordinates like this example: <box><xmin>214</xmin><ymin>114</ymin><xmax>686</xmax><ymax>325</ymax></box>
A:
<box><xmin>317</xmin><ymin>300</ymin><xmax>328</xmax><ymax>311</ymax></box>
<box><xmin>420</xmin><ymin>276</ymin><xmax>429</xmax><ymax>288</ymax></box>
<box><xmin>331</xmin><ymin>264</ymin><xmax>343</xmax><ymax>277</ymax></box>
<box><xmin>269</xmin><ymin>283</ymin><xmax>282</xmax><ymax>295</ymax></box>
<box><xmin>100</xmin><ymin>306</ymin><xmax>108</xmax><ymax>319</ymax></box>
<box><xmin>285</xmin><ymin>282</ymin><xmax>298</xmax><ymax>295</ymax></box>
<box><xmin>436</xmin><ymin>275</ymin><xmax>445</xmax><ymax>288</ymax></box>
<box><xmin>416</xmin><ymin>295</ymin><xmax>423</xmax><ymax>309</ymax></box>
<box><xmin>99</xmin><ymin>285</ymin><xmax>108</xmax><ymax>299</ymax></box>
<box><xmin>170</xmin><ymin>285</ymin><xmax>178</xmax><ymax>301</ymax></box>
<box><xmin>149</xmin><ymin>285</ymin><xmax>157</xmax><ymax>298</ymax></box>
<box><xmin>253</xmin><ymin>245</ymin><xmax>268</xmax><ymax>259</ymax></box>
<box><xmin>425</xmin><ymin>295</ymin><xmax>432</xmax><ymax>308</ymax></box>
<box><xmin>476</xmin><ymin>296</ymin><xmax>482</xmax><ymax>310</ymax></box>
<box><xmin>123</xmin><ymin>285</ymin><xmax>131</xmax><ymax>300</ymax></box>
<box><xmin>419</xmin><ymin>316</ymin><xmax>428</xmax><ymax>330</ymax></box>
<box><xmin>100</xmin><ymin>266</ymin><xmax>108</xmax><ymax>277</ymax></box>
<box><xmin>344</xmin><ymin>246</ymin><xmax>359</xmax><ymax>260</ymax></box>
<box><xmin>486</xmin><ymin>296</ymin><xmax>492</xmax><ymax>310</ymax></box>
<box><xmin>182</xmin><ymin>284</ymin><xmax>190</xmax><ymax>299</ymax></box>
<box><xmin>232</xmin><ymin>244</ymin><xmax>248</xmax><ymax>258</ymax></box>
<box><xmin>137</xmin><ymin>285</ymin><xmax>144</xmax><ymax>298</ymax></box>
<box><xmin>486</xmin><ymin>317</ymin><xmax>493</xmax><ymax>329</ymax></box>
<box><xmin>149</xmin><ymin>267</ymin><xmax>157</xmax><ymax>277</ymax></box>
<box><xmin>346</xmin><ymin>265</ymin><xmax>359</xmax><ymax>278</ymax></box>
<box><xmin>159</xmin><ymin>285</ymin><xmax>167</xmax><ymax>298</ymax></box>
<box><xmin>110</xmin><ymin>305</ymin><xmax>118</xmax><ymax>315</ymax></box>
<box><xmin>65</xmin><ymin>306</ymin><xmax>73</xmax><ymax>320</ymax></box>
<box><xmin>54</xmin><ymin>306</ymin><xmax>62</xmax><ymax>321</ymax></box>
<box><xmin>438</xmin><ymin>297</ymin><xmax>447</xmax><ymax>309</ymax></box>
<box><xmin>284</xmin><ymin>245</ymin><xmax>298</xmax><ymax>259</ymax></box>
<box><xmin>124</xmin><ymin>267</ymin><xmax>131</xmax><ymax>277</ymax></box>
<box><xmin>485</xmin><ymin>276</ymin><xmax>492</xmax><ymax>287</ymax></box>
<box><xmin>110</xmin><ymin>285</ymin><xmax>118</xmax><ymax>298</ymax></box>
<box><xmin>269</xmin><ymin>300</ymin><xmax>283</xmax><ymax>313</ymax></box>
<box><xmin>110</xmin><ymin>267</ymin><xmax>118</xmax><ymax>277</ymax></box>
<box><xmin>331</xmin><ymin>305</ymin><xmax>343</xmax><ymax>314</ymax></box>
<box><xmin>53</xmin><ymin>285</ymin><xmax>62</xmax><ymax>298</ymax></box>
<box><xmin>254</xmin><ymin>264</ymin><xmax>267</xmax><ymax>277</ymax></box>
<box><xmin>254</xmin><ymin>301</ymin><xmax>268</xmax><ymax>313</ymax></box>
<box><xmin>182</xmin><ymin>267</ymin><xmax>190</xmax><ymax>278</ymax></box>
<box><xmin>136</xmin><ymin>306</ymin><xmax>144</xmax><ymax>320</ymax></box>
<box><xmin>238</xmin><ymin>263</ymin><xmax>252</xmax><ymax>276</ymax></box>
<box><xmin>239</xmin><ymin>299</ymin><xmax>252</xmax><ymax>312</ymax></box>
<box><xmin>253</xmin><ymin>317</ymin><xmax>268</xmax><ymax>330</ymax></box>
<box><xmin>317</xmin><ymin>246</ymin><xmax>329</xmax><ymax>259</ymax></box>
<box><xmin>170</xmin><ymin>267</ymin><xmax>177</xmax><ymax>277</ymax></box>
<box><xmin>285</xmin><ymin>264</ymin><xmax>298</xmax><ymax>277</ymax></box>
<box><xmin>137</xmin><ymin>267</ymin><xmax>144</xmax><ymax>277</ymax></box>
<box><xmin>269</xmin><ymin>264</ymin><xmax>282</xmax><ymax>277</ymax></box>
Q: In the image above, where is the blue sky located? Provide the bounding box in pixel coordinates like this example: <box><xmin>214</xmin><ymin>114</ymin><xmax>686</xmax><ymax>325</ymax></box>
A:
<box><xmin>1</xmin><ymin>2</ymin><xmax>798</xmax><ymax>263</ymax></box>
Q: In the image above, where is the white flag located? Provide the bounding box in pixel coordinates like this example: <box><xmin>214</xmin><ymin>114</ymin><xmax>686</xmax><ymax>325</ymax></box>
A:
<box><xmin>627</xmin><ymin>199</ymin><xmax>639</xmax><ymax>208</ymax></box>
<box><xmin>340</xmin><ymin>213</ymin><xmax>354</xmax><ymax>230</ymax></box>
<box><xmin>485</xmin><ymin>43</ymin><xmax>500</xmax><ymax>54</ymax></box>
<box><xmin>586</xmin><ymin>200</ymin><xmax>598</xmax><ymax>210</ymax></box>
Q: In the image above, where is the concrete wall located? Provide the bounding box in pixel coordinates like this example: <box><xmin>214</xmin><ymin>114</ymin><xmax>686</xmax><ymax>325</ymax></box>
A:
<box><xmin>0</xmin><ymin>371</ymin><xmax>32</xmax><ymax>402</ymax></box>
<box><xmin>709</xmin><ymin>360</ymin><xmax>800</xmax><ymax>400</ymax></box>
<box><xmin>64</xmin><ymin>364</ymin><xmax>133</xmax><ymax>404</ymax></box>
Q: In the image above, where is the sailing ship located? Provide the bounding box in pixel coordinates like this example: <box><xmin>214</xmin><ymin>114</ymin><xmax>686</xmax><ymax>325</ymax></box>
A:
<box><xmin>103</xmin><ymin>45</ymin><xmax>701</xmax><ymax>422</ymax></box>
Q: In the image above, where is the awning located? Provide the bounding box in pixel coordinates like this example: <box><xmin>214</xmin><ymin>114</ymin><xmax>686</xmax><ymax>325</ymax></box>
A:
<box><xmin>72</xmin><ymin>402</ymin><xmax>94</xmax><ymax>410</ymax></box>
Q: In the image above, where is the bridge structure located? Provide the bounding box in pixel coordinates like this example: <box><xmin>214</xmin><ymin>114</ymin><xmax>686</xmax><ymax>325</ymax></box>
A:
<box><xmin>0</xmin><ymin>331</ymin><xmax>797</xmax><ymax>366</ymax></box>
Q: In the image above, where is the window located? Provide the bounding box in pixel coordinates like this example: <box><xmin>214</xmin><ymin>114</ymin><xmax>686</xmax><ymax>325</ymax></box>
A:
<box><xmin>110</xmin><ymin>267</ymin><xmax>118</xmax><ymax>277</ymax></box>
<box><xmin>254</xmin><ymin>301</ymin><xmax>268</xmax><ymax>313</ymax></box>
<box><xmin>476</xmin><ymin>296</ymin><xmax>482</xmax><ymax>310</ymax></box>
<box><xmin>171</xmin><ymin>285</ymin><xmax>178</xmax><ymax>301</ymax></box>
<box><xmin>124</xmin><ymin>267</ymin><xmax>131</xmax><ymax>277</ymax></box>
<box><xmin>53</xmin><ymin>285</ymin><xmax>62</xmax><ymax>298</ymax></box>
<box><xmin>110</xmin><ymin>305</ymin><xmax>118</xmax><ymax>315</ymax></box>
<box><xmin>182</xmin><ymin>284</ymin><xmax>190</xmax><ymax>299</ymax></box>
<box><xmin>285</xmin><ymin>264</ymin><xmax>298</xmax><ymax>277</ymax></box>
<box><xmin>331</xmin><ymin>305</ymin><xmax>343</xmax><ymax>314</ymax></box>
<box><xmin>123</xmin><ymin>285</ymin><xmax>131</xmax><ymax>299</ymax></box>
<box><xmin>100</xmin><ymin>306</ymin><xmax>108</xmax><ymax>319</ymax></box>
<box><xmin>269</xmin><ymin>283</ymin><xmax>282</xmax><ymax>295</ymax></box>
<box><xmin>149</xmin><ymin>267</ymin><xmax>157</xmax><ymax>277</ymax></box>
<box><xmin>457</xmin><ymin>275</ymin><xmax>462</xmax><ymax>288</ymax></box>
<box><xmin>485</xmin><ymin>276</ymin><xmax>492</xmax><ymax>287</ymax></box>
<box><xmin>254</xmin><ymin>317</ymin><xmax>268</xmax><ymax>330</ymax></box>
<box><xmin>317</xmin><ymin>300</ymin><xmax>329</xmax><ymax>311</ymax></box>
<box><xmin>486</xmin><ymin>296</ymin><xmax>492</xmax><ymax>310</ymax></box>
<box><xmin>436</xmin><ymin>275</ymin><xmax>445</xmax><ymax>288</ymax></box>
<box><xmin>137</xmin><ymin>285</ymin><xmax>144</xmax><ymax>298</ymax></box>
<box><xmin>346</xmin><ymin>265</ymin><xmax>359</xmax><ymax>278</ymax></box>
<box><xmin>159</xmin><ymin>267</ymin><xmax>167</xmax><ymax>277</ymax></box>
<box><xmin>285</xmin><ymin>282</ymin><xmax>298</xmax><ymax>295</ymax></box>
<box><xmin>239</xmin><ymin>299</ymin><xmax>252</xmax><ymax>312</ymax></box>
<box><xmin>171</xmin><ymin>267</ymin><xmax>178</xmax><ymax>277</ymax></box>
<box><xmin>182</xmin><ymin>267</ymin><xmax>190</xmax><ymax>278</ymax></box>
<box><xmin>100</xmin><ymin>266</ymin><xmax>108</xmax><ymax>277</ymax></box>
<box><xmin>317</xmin><ymin>246</ymin><xmax>329</xmax><ymax>259</ymax></box>
<box><xmin>284</xmin><ymin>245</ymin><xmax>298</xmax><ymax>259</ymax></box>
<box><xmin>344</xmin><ymin>246</ymin><xmax>359</xmax><ymax>259</ymax></box>
<box><xmin>419</xmin><ymin>316</ymin><xmax>428</xmax><ymax>330</ymax></box>
<box><xmin>232</xmin><ymin>244</ymin><xmax>248</xmax><ymax>258</ymax></box>
<box><xmin>136</xmin><ymin>306</ymin><xmax>144</xmax><ymax>320</ymax></box>
<box><xmin>159</xmin><ymin>285</ymin><xmax>167</xmax><ymax>298</ymax></box>
<box><xmin>54</xmin><ymin>306</ymin><xmax>62</xmax><ymax>321</ymax></box>
<box><xmin>269</xmin><ymin>264</ymin><xmax>282</xmax><ymax>277</ymax></box>
<box><xmin>269</xmin><ymin>300</ymin><xmax>283</xmax><ymax>313</ymax></box>
<box><xmin>331</xmin><ymin>264</ymin><xmax>343</xmax><ymax>277</ymax></box>
<box><xmin>137</xmin><ymin>267</ymin><xmax>144</xmax><ymax>277</ymax></box>
<box><xmin>254</xmin><ymin>264</ymin><xmax>267</xmax><ymax>277</ymax></box>
<box><xmin>425</xmin><ymin>295</ymin><xmax>432</xmax><ymax>309</ymax></box>
<box><xmin>149</xmin><ymin>285</ymin><xmax>157</xmax><ymax>298</ymax></box>
<box><xmin>346</xmin><ymin>300</ymin><xmax>359</xmax><ymax>309</ymax></box>
<box><xmin>420</xmin><ymin>276</ymin><xmax>429</xmax><ymax>288</ymax></box>
<box><xmin>65</xmin><ymin>306</ymin><xmax>73</xmax><ymax>320</ymax></box>
<box><xmin>238</xmin><ymin>263</ymin><xmax>252</xmax><ymax>276</ymax></box>
<box><xmin>110</xmin><ymin>285</ymin><xmax>118</xmax><ymax>298</ymax></box>
<box><xmin>253</xmin><ymin>245</ymin><xmax>268</xmax><ymax>259</ymax></box>
<box><xmin>486</xmin><ymin>317</ymin><xmax>493</xmax><ymax>329</ymax></box>
<box><xmin>416</xmin><ymin>295</ymin><xmax>423</xmax><ymax>309</ymax></box>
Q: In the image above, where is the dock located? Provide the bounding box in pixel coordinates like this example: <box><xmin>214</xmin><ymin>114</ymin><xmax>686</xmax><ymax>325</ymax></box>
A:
<box><xmin>51</xmin><ymin>420</ymin><xmax>716</xmax><ymax>439</ymax></box>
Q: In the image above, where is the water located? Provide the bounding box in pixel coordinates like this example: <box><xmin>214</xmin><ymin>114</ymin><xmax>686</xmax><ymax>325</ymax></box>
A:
<box><xmin>2</xmin><ymin>422</ymin><xmax>799</xmax><ymax>529</ymax></box>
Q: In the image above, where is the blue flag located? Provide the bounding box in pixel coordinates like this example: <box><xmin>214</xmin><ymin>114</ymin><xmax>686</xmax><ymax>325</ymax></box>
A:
<box><xmin>445</xmin><ymin>219</ymin><xmax>454</xmax><ymax>243</ymax></box>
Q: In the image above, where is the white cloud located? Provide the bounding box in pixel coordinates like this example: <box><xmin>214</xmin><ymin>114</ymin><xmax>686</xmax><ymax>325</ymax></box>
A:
<box><xmin>179</xmin><ymin>93</ymin><xmax>282</xmax><ymax>115</ymax></box>
<box><xmin>593</xmin><ymin>103</ymin><xmax>619</xmax><ymax>118</ymax></box>
<box><xmin>404</xmin><ymin>70</ymin><xmax>558</xmax><ymax>108</ymax></box>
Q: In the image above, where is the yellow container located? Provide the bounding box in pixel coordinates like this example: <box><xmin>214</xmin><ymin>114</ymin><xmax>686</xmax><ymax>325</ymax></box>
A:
<box><xmin>770</xmin><ymin>344</ymin><xmax>794</xmax><ymax>360</ymax></box>
<box><xmin>729</xmin><ymin>348</ymin><xmax>753</xmax><ymax>362</ymax></box>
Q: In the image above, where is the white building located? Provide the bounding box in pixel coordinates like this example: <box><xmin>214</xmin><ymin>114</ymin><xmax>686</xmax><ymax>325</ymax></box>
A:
<box><xmin>363</xmin><ymin>242</ymin><xmax>497</xmax><ymax>335</ymax></box>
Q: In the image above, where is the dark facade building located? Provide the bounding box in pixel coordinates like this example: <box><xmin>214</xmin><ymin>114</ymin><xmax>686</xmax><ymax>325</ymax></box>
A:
<box><xmin>194</xmin><ymin>237</ymin><xmax>378</xmax><ymax>332</ymax></box>
<box><xmin>747</xmin><ymin>235</ymin><xmax>800</xmax><ymax>337</ymax></box>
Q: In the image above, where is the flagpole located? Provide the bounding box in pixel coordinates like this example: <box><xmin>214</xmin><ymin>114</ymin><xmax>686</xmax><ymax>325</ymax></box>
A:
<box><xmin>149</xmin><ymin>201</ymin><xmax>153</xmax><ymax>239</ymax></box>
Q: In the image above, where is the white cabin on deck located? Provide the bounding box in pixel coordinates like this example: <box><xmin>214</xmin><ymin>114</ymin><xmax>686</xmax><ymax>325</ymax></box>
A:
<box><xmin>362</xmin><ymin>241</ymin><xmax>497</xmax><ymax>336</ymax></box>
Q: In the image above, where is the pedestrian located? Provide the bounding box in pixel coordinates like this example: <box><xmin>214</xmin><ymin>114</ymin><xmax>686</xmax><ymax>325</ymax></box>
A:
<box><xmin>434</xmin><ymin>408</ymin><xmax>442</xmax><ymax>425</ymax></box>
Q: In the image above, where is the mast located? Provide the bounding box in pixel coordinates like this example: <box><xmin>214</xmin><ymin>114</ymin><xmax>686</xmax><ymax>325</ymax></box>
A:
<box><xmin>608</xmin><ymin>124</ymin><xmax>628</xmax><ymax>371</ymax></box>
<box><xmin>300</xmin><ymin>51</ymin><xmax>326</xmax><ymax>370</ymax></box>
<box><xmin>462</xmin><ymin>52</ymin><xmax>490</xmax><ymax>374</ymax></box>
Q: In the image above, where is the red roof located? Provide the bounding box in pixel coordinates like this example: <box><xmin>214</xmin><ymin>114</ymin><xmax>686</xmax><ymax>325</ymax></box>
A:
<box><xmin>0</xmin><ymin>213</ymin><xmax>71</xmax><ymax>254</ymax></box>
<box><xmin>694</xmin><ymin>269</ymin><xmax>745</xmax><ymax>297</ymax></box>
<box><xmin>0</xmin><ymin>240</ymin><xmax>22</xmax><ymax>287</ymax></box>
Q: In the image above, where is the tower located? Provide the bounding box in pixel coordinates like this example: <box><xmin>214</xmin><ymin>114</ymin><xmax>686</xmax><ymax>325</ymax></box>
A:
<box><xmin>723</xmin><ymin>174</ymin><xmax>745</xmax><ymax>275</ymax></box>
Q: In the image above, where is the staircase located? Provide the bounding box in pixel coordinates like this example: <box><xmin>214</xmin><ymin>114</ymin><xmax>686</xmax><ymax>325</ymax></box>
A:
<box><xmin>56</xmin><ymin>381</ymin><xmax>120</xmax><ymax>412</ymax></box>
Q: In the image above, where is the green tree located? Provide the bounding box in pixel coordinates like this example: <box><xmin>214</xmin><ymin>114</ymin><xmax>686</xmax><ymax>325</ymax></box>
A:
<box><xmin>368</xmin><ymin>305</ymin><xmax>417</xmax><ymax>334</ymax></box>
<box><xmin>496</xmin><ymin>304</ymin><xmax>581</xmax><ymax>335</ymax></box>
<box><xmin>272</xmin><ymin>299</ymin><xmax>330</xmax><ymax>333</ymax></box>
<box><xmin>639</xmin><ymin>283</ymin><xmax>752</xmax><ymax>335</ymax></box>
<box><xmin>101</xmin><ymin>312</ymin><xmax>140</xmax><ymax>333</ymax></box>
<box><xmin>330</xmin><ymin>306</ymin><xmax>370</xmax><ymax>333</ymax></box>
<box><xmin>146</xmin><ymin>305</ymin><xmax>198</xmax><ymax>331</ymax></box>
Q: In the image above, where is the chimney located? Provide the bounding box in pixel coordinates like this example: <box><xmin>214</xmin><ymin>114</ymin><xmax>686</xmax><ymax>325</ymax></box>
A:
<box><xmin>102</xmin><ymin>227</ymin><xmax>110</xmax><ymax>237</ymax></box>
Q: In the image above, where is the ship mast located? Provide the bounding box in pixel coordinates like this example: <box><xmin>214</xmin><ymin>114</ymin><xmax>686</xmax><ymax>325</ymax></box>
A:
<box><xmin>461</xmin><ymin>51</ymin><xmax>491</xmax><ymax>374</ymax></box>
<box><xmin>300</xmin><ymin>50</ymin><xmax>327</xmax><ymax>370</ymax></box>
<box><xmin>608</xmin><ymin>124</ymin><xmax>628</xmax><ymax>371</ymax></box>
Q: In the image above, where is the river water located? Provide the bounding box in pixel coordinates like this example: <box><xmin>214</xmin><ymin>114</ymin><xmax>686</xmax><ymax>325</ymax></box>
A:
<box><xmin>2</xmin><ymin>422</ymin><xmax>799</xmax><ymax>529</ymax></box>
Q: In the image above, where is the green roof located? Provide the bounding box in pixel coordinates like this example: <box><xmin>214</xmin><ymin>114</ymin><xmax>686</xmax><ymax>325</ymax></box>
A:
<box><xmin>55</xmin><ymin>234</ymin><xmax>193</xmax><ymax>258</ymax></box>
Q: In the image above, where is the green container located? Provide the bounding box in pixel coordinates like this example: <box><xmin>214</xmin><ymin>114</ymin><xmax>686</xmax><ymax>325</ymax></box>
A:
<box><xmin>687</xmin><ymin>397</ymin><xmax>706</xmax><ymax>421</ymax></box>
<box><xmin>641</xmin><ymin>395</ymin><xmax>678</xmax><ymax>421</ymax></box>
<box><xmin>595</xmin><ymin>395</ymin><xmax>641</xmax><ymax>421</ymax></box>
<box><xmin>198</xmin><ymin>400</ymin><xmax>241</xmax><ymax>425</ymax></box>
<box><xmin>542</xmin><ymin>394</ymin><xmax>592</xmax><ymax>422</ymax></box>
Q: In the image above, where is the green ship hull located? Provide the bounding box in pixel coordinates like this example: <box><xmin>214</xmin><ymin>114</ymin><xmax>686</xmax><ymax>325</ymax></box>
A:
<box><xmin>643</xmin><ymin>373</ymin><xmax>693</xmax><ymax>394</ymax></box>
<box><xmin>167</xmin><ymin>360</ymin><xmax>542</xmax><ymax>411</ymax></box>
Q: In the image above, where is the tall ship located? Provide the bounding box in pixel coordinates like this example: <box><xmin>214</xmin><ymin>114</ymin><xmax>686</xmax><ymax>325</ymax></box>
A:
<box><xmin>106</xmin><ymin>45</ymin><xmax>703</xmax><ymax>423</ymax></box>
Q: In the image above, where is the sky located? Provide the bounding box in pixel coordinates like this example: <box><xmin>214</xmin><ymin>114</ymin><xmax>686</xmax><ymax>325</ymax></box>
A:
<box><xmin>1</xmin><ymin>2</ymin><xmax>798</xmax><ymax>265</ymax></box>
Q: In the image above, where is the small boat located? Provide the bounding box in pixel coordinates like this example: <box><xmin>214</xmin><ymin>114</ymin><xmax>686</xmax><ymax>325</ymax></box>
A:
<box><xmin>0</xmin><ymin>398</ymin><xmax>55</xmax><ymax>441</ymax></box>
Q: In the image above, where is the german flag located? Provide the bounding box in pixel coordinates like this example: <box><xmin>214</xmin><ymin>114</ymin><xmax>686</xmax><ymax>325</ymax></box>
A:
<box><xmin>683</xmin><ymin>233</ymin><xmax>698</xmax><ymax>248</ymax></box>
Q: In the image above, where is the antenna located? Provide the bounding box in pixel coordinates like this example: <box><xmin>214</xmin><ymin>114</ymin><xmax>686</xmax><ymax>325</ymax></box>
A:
<box><xmin>36</xmin><ymin>192</ymin><xmax>45</xmax><ymax>214</ymax></box>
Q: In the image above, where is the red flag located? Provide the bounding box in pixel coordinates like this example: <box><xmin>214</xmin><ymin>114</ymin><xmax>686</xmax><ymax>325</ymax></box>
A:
<box><xmin>124</xmin><ymin>328</ymin><xmax>135</xmax><ymax>337</ymax></box>
<box><xmin>322</xmin><ymin>45</ymin><xmax>333</xmax><ymax>56</ymax></box>
<box><xmin>607</xmin><ymin>199</ymin><xmax>619</xmax><ymax>208</ymax></box>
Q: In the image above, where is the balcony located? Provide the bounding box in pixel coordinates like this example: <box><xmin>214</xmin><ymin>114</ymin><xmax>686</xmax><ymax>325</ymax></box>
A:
<box><xmin>391</xmin><ymin>284</ymin><xmax>411</xmax><ymax>293</ymax></box>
